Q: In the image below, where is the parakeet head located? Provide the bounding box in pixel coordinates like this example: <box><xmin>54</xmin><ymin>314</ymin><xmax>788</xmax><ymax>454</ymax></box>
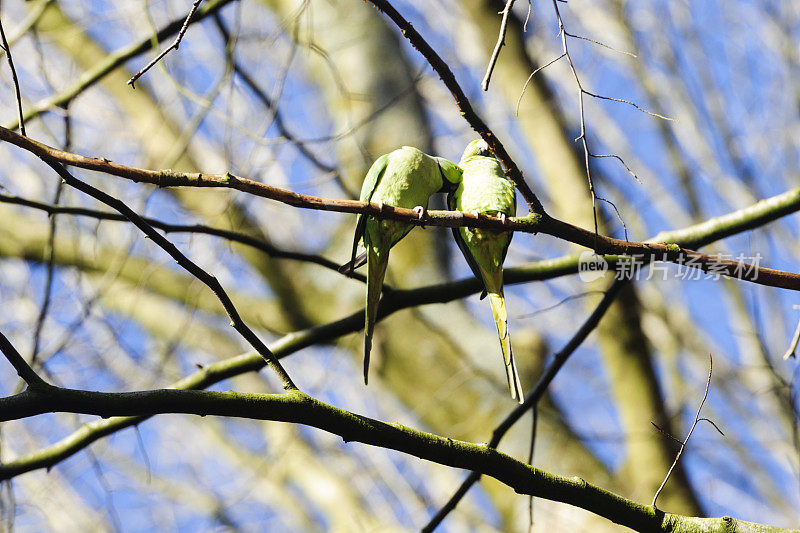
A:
<box><xmin>461</xmin><ymin>138</ymin><xmax>494</xmax><ymax>160</ymax></box>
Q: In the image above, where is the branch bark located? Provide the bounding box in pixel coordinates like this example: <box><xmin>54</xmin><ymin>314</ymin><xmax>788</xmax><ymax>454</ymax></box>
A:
<box><xmin>0</xmin><ymin>384</ymin><xmax>791</xmax><ymax>533</ymax></box>
<box><xmin>2</xmin><ymin>125</ymin><xmax>800</xmax><ymax>291</ymax></box>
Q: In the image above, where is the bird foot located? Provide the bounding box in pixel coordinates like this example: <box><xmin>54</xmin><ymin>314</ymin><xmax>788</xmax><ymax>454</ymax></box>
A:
<box><xmin>413</xmin><ymin>206</ymin><xmax>426</xmax><ymax>228</ymax></box>
<box><xmin>471</xmin><ymin>210</ymin><xmax>482</xmax><ymax>218</ymax></box>
<box><xmin>377</xmin><ymin>200</ymin><xmax>385</xmax><ymax>211</ymax></box>
<box><xmin>499</xmin><ymin>212</ymin><xmax>507</xmax><ymax>224</ymax></box>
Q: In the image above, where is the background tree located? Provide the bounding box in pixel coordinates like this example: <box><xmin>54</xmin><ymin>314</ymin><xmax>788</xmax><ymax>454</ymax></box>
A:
<box><xmin>0</xmin><ymin>0</ymin><xmax>798</xmax><ymax>531</ymax></box>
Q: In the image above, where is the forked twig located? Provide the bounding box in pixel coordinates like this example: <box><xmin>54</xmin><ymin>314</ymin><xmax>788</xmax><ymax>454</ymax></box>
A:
<box><xmin>127</xmin><ymin>0</ymin><xmax>204</xmax><ymax>88</ymax></box>
<box><xmin>652</xmin><ymin>354</ymin><xmax>722</xmax><ymax>508</ymax></box>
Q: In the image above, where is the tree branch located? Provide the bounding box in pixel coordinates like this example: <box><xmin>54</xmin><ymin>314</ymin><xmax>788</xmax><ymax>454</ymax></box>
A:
<box><xmin>481</xmin><ymin>0</ymin><xmax>517</xmax><ymax>91</ymax></box>
<box><xmin>0</xmin><ymin>384</ymin><xmax>790</xmax><ymax>532</ymax></box>
<box><xmin>0</xmin><ymin>330</ymin><xmax>48</xmax><ymax>389</ymax></box>
<box><xmin>0</xmin><ymin>14</ymin><xmax>26</xmax><ymax>136</ymax></box>
<box><xmin>0</xmin><ymin>176</ymin><xmax>793</xmax><ymax>480</ymax></box>
<box><xmin>2</xmin><ymin>125</ymin><xmax>800</xmax><ymax>291</ymax></box>
<box><xmin>35</xmin><ymin>158</ymin><xmax>298</xmax><ymax>392</ymax></box>
<box><xmin>0</xmin><ymin>193</ymin><xmax>367</xmax><ymax>283</ymax></box>
<box><xmin>126</xmin><ymin>0</ymin><xmax>204</xmax><ymax>88</ymax></box>
<box><xmin>424</xmin><ymin>278</ymin><xmax>628</xmax><ymax>530</ymax></box>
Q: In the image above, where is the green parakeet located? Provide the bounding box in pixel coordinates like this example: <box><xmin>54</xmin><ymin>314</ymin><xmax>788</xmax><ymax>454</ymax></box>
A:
<box><xmin>342</xmin><ymin>146</ymin><xmax>462</xmax><ymax>384</ymax></box>
<box><xmin>450</xmin><ymin>139</ymin><xmax>523</xmax><ymax>402</ymax></box>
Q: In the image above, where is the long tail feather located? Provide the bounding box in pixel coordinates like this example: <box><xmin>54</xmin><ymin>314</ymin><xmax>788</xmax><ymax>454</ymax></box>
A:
<box><xmin>488</xmin><ymin>291</ymin><xmax>524</xmax><ymax>403</ymax></box>
<box><xmin>364</xmin><ymin>247</ymin><xmax>389</xmax><ymax>385</ymax></box>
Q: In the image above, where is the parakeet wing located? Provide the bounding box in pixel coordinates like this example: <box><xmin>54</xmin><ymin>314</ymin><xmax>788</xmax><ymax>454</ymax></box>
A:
<box><xmin>359</xmin><ymin>154</ymin><xmax>390</xmax><ymax>203</ymax></box>
<box><xmin>345</xmin><ymin>154</ymin><xmax>390</xmax><ymax>271</ymax></box>
<box><xmin>448</xmin><ymin>190</ymin><xmax>488</xmax><ymax>300</ymax></box>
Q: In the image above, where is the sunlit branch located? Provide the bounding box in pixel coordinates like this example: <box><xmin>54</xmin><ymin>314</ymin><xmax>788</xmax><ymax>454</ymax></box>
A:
<box><xmin>424</xmin><ymin>278</ymin><xmax>628</xmax><ymax>531</ymax></box>
<box><xmin>2</xmin><ymin>125</ymin><xmax>800</xmax><ymax>291</ymax></box>
<box><xmin>4</xmin><ymin>182</ymin><xmax>800</xmax><ymax>481</ymax></box>
<box><xmin>2</xmin><ymin>0</ymin><xmax>236</xmax><ymax>131</ymax></box>
<box><xmin>0</xmin><ymin>382</ymin><xmax>790</xmax><ymax>533</ymax></box>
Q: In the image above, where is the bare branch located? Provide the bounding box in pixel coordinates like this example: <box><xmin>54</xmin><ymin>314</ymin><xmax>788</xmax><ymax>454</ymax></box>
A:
<box><xmin>782</xmin><ymin>312</ymin><xmax>800</xmax><ymax>360</ymax></box>
<box><xmin>482</xmin><ymin>0</ymin><xmax>517</xmax><ymax>91</ymax></box>
<box><xmin>3</xmin><ymin>125</ymin><xmax>800</xmax><ymax>291</ymax></box>
<box><xmin>0</xmin><ymin>384</ymin><xmax>790</xmax><ymax>532</ymax></box>
<box><xmin>127</xmin><ymin>0</ymin><xmax>204</xmax><ymax>88</ymax></box>
<box><xmin>516</xmin><ymin>53</ymin><xmax>566</xmax><ymax>116</ymax></box>
<box><xmin>3</xmin><ymin>0</ymin><xmax>235</xmax><ymax>131</ymax></box>
<box><xmin>563</xmin><ymin>30</ymin><xmax>637</xmax><ymax>58</ymax></box>
<box><xmin>365</xmin><ymin>0</ymin><xmax>545</xmax><ymax>213</ymax></box>
<box><xmin>0</xmin><ymin>331</ymin><xmax>48</xmax><ymax>389</ymax></box>
<box><xmin>652</xmin><ymin>354</ymin><xmax>719</xmax><ymax>508</ymax></box>
<box><xmin>0</xmin><ymin>15</ymin><xmax>26</xmax><ymax>136</ymax></box>
<box><xmin>583</xmin><ymin>89</ymin><xmax>675</xmax><ymax>121</ymax></box>
<box><xmin>0</xmin><ymin>193</ymin><xmax>367</xmax><ymax>284</ymax></box>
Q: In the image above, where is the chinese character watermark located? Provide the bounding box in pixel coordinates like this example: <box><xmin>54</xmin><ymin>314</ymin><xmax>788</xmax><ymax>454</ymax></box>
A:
<box><xmin>576</xmin><ymin>252</ymin><xmax>763</xmax><ymax>283</ymax></box>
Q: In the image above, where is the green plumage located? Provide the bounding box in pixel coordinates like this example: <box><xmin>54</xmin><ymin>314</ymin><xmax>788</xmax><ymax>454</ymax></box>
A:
<box><xmin>347</xmin><ymin>146</ymin><xmax>462</xmax><ymax>385</ymax></box>
<box><xmin>450</xmin><ymin>139</ymin><xmax>523</xmax><ymax>402</ymax></box>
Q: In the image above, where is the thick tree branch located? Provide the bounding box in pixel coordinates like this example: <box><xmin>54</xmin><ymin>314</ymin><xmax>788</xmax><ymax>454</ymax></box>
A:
<box><xmin>2</xmin><ymin>125</ymin><xmax>800</xmax><ymax>291</ymax></box>
<box><xmin>0</xmin><ymin>385</ymin><xmax>790</xmax><ymax>532</ymax></box>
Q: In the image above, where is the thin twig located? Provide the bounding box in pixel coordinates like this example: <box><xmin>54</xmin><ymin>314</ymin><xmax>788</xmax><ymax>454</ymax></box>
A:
<box><xmin>213</xmin><ymin>14</ymin><xmax>340</xmax><ymax>180</ymax></box>
<box><xmin>563</xmin><ymin>30</ymin><xmax>637</xmax><ymax>58</ymax></box>
<box><xmin>516</xmin><ymin>53</ymin><xmax>566</xmax><ymax>115</ymax></box>
<box><xmin>527</xmin><ymin>406</ymin><xmax>538</xmax><ymax>532</ymax></box>
<box><xmin>583</xmin><ymin>90</ymin><xmax>675</xmax><ymax>121</ymax></box>
<box><xmin>513</xmin><ymin>290</ymin><xmax>605</xmax><ymax>319</ymax></box>
<box><xmin>545</xmin><ymin>0</ymin><xmax>661</xmax><ymax>237</ymax></box>
<box><xmin>588</xmin><ymin>151</ymin><xmax>641</xmax><ymax>183</ymax></box>
<box><xmin>29</xmin><ymin>106</ymin><xmax>70</xmax><ymax>375</ymax></box>
<box><xmin>0</xmin><ymin>192</ymin><xmax>368</xmax><ymax>284</ymax></box>
<box><xmin>127</xmin><ymin>0</ymin><xmax>204</xmax><ymax>88</ymax></box>
<box><xmin>482</xmin><ymin>0</ymin><xmax>517</xmax><ymax>91</ymax></box>
<box><xmin>0</xmin><ymin>14</ymin><xmax>26</xmax><ymax>136</ymax></box>
<box><xmin>523</xmin><ymin>0</ymin><xmax>532</xmax><ymax>32</ymax></box>
<box><xmin>652</xmin><ymin>354</ymin><xmax>719</xmax><ymax>508</ymax></box>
